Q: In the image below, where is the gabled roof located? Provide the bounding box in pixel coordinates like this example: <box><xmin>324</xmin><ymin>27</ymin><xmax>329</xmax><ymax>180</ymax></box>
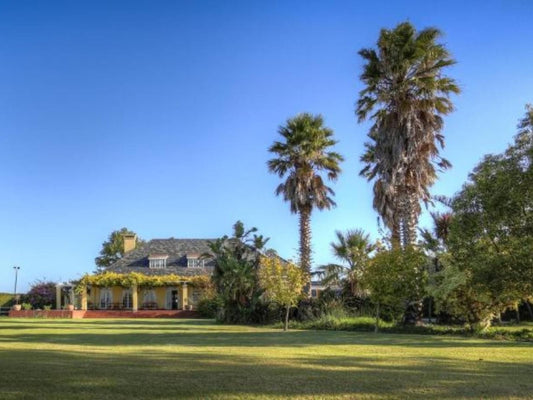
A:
<box><xmin>106</xmin><ymin>238</ymin><xmax>216</xmax><ymax>276</ymax></box>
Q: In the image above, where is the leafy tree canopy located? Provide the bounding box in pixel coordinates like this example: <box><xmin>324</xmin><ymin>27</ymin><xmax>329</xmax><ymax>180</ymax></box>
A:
<box><xmin>208</xmin><ymin>221</ymin><xmax>269</xmax><ymax>323</ymax></box>
<box><xmin>434</xmin><ymin>105</ymin><xmax>533</xmax><ymax>329</ymax></box>
<box><xmin>259</xmin><ymin>257</ymin><xmax>306</xmax><ymax>331</ymax></box>
<box><xmin>318</xmin><ymin>229</ymin><xmax>375</xmax><ymax>296</ymax></box>
<box><xmin>362</xmin><ymin>247</ymin><xmax>428</xmax><ymax>330</ymax></box>
<box><xmin>94</xmin><ymin>228</ymin><xmax>144</xmax><ymax>273</ymax></box>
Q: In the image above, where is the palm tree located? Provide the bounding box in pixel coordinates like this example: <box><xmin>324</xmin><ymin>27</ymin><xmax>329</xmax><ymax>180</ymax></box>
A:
<box><xmin>357</xmin><ymin>22</ymin><xmax>460</xmax><ymax>249</ymax></box>
<box><xmin>268</xmin><ymin>113</ymin><xmax>343</xmax><ymax>293</ymax></box>
<box><xmin>318</xmin><ymin>229</ymin><xmax>375</xmax><ymax>296</ymax></box>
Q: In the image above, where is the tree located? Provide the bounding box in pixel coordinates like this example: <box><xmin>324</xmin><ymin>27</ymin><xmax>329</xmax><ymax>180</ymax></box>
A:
<box><xmin>209</xmin><ymin>221</ymin><xmax>269</xmax><ymax>323</ymax></box>
<box><xmin>362</xmin><ymin>247</ymin><xmax>428</xmax><ymax>331</ymax></box>
<box><xmin>94</xmin><ymin>228</ymin><xmax>143</xmax><ymax>273</ymax></box>
<box><xmin>268</xmin><ymin>113</ymin><xmax>343</xmax><ymax>293</ymax></box>
<box><xmin>318</xmin><ymin>229</ymin><xmax>375</xmax><ymax>296</ymax></box>
<box><xmin>259</xmin><ymin>257</ymin><xmax>306</xmax><ymax>331</ymax></box>
<box><xmin>419</xmin><ymin>211</ymin><xmax>452</xmax><ymax>323</ymax></box>
<box><xmin>357</xmin><ymin>22</ymin><xmax>460</xmax><ymax>248</ymax></box>
<box><xmin>434</xmin><ymin>108</ymin><xmax>533</xmax><ymax>329</ymax></box>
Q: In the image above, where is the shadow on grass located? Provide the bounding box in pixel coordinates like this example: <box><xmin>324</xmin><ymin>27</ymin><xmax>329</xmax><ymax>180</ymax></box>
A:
<box><xmin>0</xmin><ymin>320</ymin><xmax>532</xmax><ymax>348</ymax></box>
<box><xmin>0</xmin><ymin>347</ymin><xmax>531</xmax><ymax>400</ymax></box>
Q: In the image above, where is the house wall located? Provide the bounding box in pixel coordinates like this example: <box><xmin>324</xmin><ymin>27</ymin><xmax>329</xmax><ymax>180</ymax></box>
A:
<box><xmin>87</xmin><ymin>285</ymin><xmax>206</xmax><ymax>310</ymax></box>
<box><xmin>90</xmin><ymin>287</ymin><xmax>99</xmax><ymax>308</ymax></box>
<box><xmin>154</xmin><ymin>287</ymin><xmax>166</xmax><ymax>309</ymax></box>
<box><xmin>112</xmin><ymin>287</ymin><xmax>122</xmax><ymax>304</ymax></box>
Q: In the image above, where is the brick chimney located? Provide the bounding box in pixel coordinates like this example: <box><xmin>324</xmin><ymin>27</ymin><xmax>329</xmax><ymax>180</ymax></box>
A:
<box><xmin>123</xmin><ymin>234</ymin><xmax>137</xmax><ymax>253</ymax></box>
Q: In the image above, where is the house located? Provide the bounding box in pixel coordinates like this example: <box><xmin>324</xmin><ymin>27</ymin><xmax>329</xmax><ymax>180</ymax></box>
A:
<box><xmin>73</xmin><ymin>234</ymin><xmax>215</xmax><ymax>312</ymax></box>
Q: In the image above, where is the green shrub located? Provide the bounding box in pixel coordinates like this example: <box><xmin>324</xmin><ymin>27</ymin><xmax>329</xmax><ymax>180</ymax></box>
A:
<box><xmin>43</xmin><ymin>305</ymin><xmax>52</xmax><ymax>311</ymax></box>
<box><xmin>281</xmin><ymin>316</ymin><xmax>393</xmax><ymax>331</ymax></box>
<box><xmin>197</xmin><ymin>296</ymin><xmax>223</xmax><ymax>318</ymax></box>
<box><xmin>0</xmin><ymin>293</ymin><xmax>14</xmax><ymax>308</ymax></box>
<box><xmin>21</xmin><ymin>303</ymin><xmax>32</xmax><ymax>310</ymax></box>
<box><xmin>275</xmin><ymin>315</ymin><xmax>532</xmax><ymax>342</ymax></box>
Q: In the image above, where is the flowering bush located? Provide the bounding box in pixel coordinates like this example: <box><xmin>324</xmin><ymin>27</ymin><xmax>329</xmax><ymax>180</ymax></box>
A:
<box><xmin>23</xmin><ymin>280</ymin><xmax>56</xmax><ymax>309</ymax></box>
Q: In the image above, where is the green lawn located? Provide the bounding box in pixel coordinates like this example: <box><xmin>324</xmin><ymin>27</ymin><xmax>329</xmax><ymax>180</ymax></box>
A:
<box><xmin>0</xmin><ymin>319</ymin><xmax>532</xmax><ymax>399</ymax></box>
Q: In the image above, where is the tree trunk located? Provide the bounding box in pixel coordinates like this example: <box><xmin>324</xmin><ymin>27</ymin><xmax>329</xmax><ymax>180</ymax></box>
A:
<box><xmin>299</xmin><ymin>207</ymin><xmax>312</xmax><ymax>295</ymax></box>
<box><xmin>284</xmin><ymin>305</ymin><xmax>290</xmax><ymax>331</ymax></box>
<box><xmin>391</xmin><ymin>221</ymin><xmax>401</xmax><ymax>250</ymax></box>
<box><xmin>428</xmin><ymin>297</ymin><xmax>432</xmax><ymax>324</ymax></box>
<box><xmin>525</xmin><ymin>301</ymin><xmax>533</xmax><ymax>320</ymax></box>
<box><xmin>375</xmin><ymin>302</ymin><xmax>380</xmax><ymax>333</ymax></box>
<box><xmin>402</xmin><ymin>192</ymin><xmax>418</xmax><ymax>248</ymax></box>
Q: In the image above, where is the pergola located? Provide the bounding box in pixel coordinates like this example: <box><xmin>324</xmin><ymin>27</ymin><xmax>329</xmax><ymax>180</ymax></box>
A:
<box><xmin>55</xmin><ymin>282</ymin><xmax>76</xmax><ymax>310</ymax></box>
<box><xmin>62</xmin><ymin>281</ymin><xmax>192</xmax><ymax>311</ymax></box>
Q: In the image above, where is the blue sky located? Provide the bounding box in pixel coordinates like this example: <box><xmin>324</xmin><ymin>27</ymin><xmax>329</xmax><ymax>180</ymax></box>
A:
<box><xmin>1</xmin><ymin>1</ymin><xmax>532</xmax><ymax>292</ymax></box>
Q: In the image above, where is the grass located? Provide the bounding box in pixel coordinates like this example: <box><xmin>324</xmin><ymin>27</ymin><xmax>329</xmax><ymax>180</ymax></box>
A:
<box><xmin>0</xmin><ymin>318</ymin><xmax>532</xmax><ymax>399</ymax></box>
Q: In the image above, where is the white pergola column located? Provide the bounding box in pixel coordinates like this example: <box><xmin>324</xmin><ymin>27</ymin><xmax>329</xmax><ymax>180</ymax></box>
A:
<box><xmin>81</xmin><ymin>286</ymin><xmax>88</xmax><ymax>310</ymax></box>
<box><xmin>180</xmin><ymin>282</ymin><xmax>188</xmax><ymax>310</ymax></box>
<box><xmin>55</xmin><ymin>284</ymin><xmax>62</xmax><ymax>310</ymax></box>
<box><xmin>132</xmin><ymin>284</ymin><xmax>138</xmax><ymax>312</ymax></box>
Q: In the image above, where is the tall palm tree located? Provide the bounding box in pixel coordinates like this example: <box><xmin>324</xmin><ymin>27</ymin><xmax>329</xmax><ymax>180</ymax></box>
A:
<box><xmin>318</xmin><ymin>229</ymin><xmax>375</xmax><ymax>295</ymax></box>
<box><xmin>357</xmin><ymin>22</ymin><xmax>460</xmax><ymax>249</ymax></box>
<box><xmin>268</xmin><ymin>113</ymin><xmax>343</xmax><ymax>293</ymax></box>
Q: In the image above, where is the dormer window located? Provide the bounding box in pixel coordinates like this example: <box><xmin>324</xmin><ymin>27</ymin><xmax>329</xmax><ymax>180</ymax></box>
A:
<box><xmin>148</xmin><ymin>254</ymin><xmax>168</xmax><ymax>269</ymax></box>
<box><xmin>187</xmin><ymin>254</ymin><xmax>204</xmax><ymax>268</ymax></box>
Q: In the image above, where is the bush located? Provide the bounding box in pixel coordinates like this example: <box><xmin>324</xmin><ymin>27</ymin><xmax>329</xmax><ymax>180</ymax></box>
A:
<box><xmin>275</xmin><ymin>315</ymin><xmax>533</xmax><ymax>342</ymax></box>
<box><xmin>282</xmin><ymin>316</ymin><xmax>393</xmax><ymax>332</ymax></box>
<box><xmin>23</xmin><ymin>280</ymin><xmax>56</xmax><ymax>309</ymax></box>
<box><xmin>294</xmin><ymin>298</ymin><xmax>324</xmax><ymax>322</ymax></box>
<box><xmin>0</xmin><ymin>293</ymin><xmax>14</xmax><ymax>308</ymax></box>
<box><xmin>21</xmin><ymin>303</ymin><xmax>32</xmax><ymax>310</ymax></box>
<box><xmin>197</xmin><ymin>296</ymin><xmax>223</xmax><ymax>319</ymax></box>
<box><xmin>248</xmin><ymin>300</ymin><xmax>283</xmax><ymax>325</ymax></box>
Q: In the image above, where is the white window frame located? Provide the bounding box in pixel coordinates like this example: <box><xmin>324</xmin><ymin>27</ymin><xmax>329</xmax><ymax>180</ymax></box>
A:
<box><xmin>149</xmin><ymin>257</ymin><xmax>167</xmax><ymax>269</ymax></box>
<box><xmin>143</xmin><ymin>289</ymin><xmax>156</xmax><ymax>303</ymax></box>
<box><xmin>100</xmin><ymin>288</ymin><xmax>113</xmax><ymax>309</ymax></box>
<box><xmin>187</xmin><ymin>258</ymin><xmax>204</xmax><ymax>268</ymax></box>
<box><xmin>122</xmin><ymin>289</ymin><xmax>132</xmax><ymax>309</ymax></box>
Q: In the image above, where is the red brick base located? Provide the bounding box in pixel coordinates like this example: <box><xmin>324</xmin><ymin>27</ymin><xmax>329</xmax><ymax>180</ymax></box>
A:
<box><xmin>9</xmin><ymin>309</ymin><xmax>199</xmax><ymax>319</ymax></box>
<box><xmin>82</xmin><ymin>310</ymin><xmax>199</xmax><ymax>318</ymax></box>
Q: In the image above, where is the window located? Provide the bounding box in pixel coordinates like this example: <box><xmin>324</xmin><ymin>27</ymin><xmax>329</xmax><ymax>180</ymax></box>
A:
<box><xmin>99</xmin><ymin>288</ymin><xmax>112</xmax><ymax>309</ymax></box>
<box><xmin>149</xmin><ymin>255</ymin><xmax>168</xmax><ymax>269</ymax></box>
<box><xmin>142</xmin><ymin>289</ymin><xmax>157</xmax><ymax>309</ymax></box>
<box><xmin>122</xmin><ymin>290</ymin><xmax>132</xmax><ymax>309</ymax></box>
<box><xmin>187</xmin><ymin>258</ymin><xmax>204</xmax><ymax>268</ymax></box>
<box><xmin>143</xmin><ymin>289</ymin><xmax>156</xmax><ymax>302</ymax></box>
<box><xmin>189</xmin><ymin>289</ymin><xmax>202</xmax><ymax>305</ymax></box>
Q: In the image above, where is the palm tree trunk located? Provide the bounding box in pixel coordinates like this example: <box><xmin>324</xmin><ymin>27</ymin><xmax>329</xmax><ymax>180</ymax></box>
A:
<box><xmin>404</xmin><ymin>193</ymin><xmax>418</xmax><ymax>247</ymax></box>
<box><xmin>299</xmin><ymin>207</ymin><xmax>312</xmax><ymax>295</ymax></box>
<box><xmin>391</xmin><ymin>222</ymin><xmax>401</xmax><ymax>250</ymax></box>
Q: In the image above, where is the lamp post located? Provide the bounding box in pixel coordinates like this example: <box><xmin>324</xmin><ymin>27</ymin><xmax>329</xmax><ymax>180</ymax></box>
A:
<box><xmin>13</xmin><ymin>266</ymin><xmax>20</xmax><ymax>305</ymax></box>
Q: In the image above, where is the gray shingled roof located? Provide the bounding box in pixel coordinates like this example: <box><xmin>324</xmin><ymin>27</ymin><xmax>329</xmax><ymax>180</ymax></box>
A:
<box><xmin>106</xmin><ymin>238</ymin><xmax>216</xmax><ymax>276</ymax></box>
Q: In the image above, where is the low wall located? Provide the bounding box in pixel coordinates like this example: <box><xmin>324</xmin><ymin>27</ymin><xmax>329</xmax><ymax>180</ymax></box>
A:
<box><xmin>9</xmin><ymin>309</ymin><xmax>199</xmax><ymax>319</ymax></box>
<box><xmin>8</xmin><ymin>310</ymin><xmax>85</xmax><ymax>319</ymax></box>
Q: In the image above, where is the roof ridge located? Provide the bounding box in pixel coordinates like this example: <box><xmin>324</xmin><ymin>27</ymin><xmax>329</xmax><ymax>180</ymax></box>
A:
<box><xmin>149</xmin><ymin>238</ymin><xmax>217</xmax><ymax>241</ymax></box>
